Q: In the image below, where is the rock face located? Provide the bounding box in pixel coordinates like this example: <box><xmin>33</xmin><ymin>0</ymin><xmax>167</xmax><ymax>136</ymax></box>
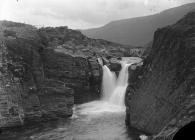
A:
<box><xmin>0</xmin><ymin>21</ymin><xmax>129</xmax><ymax>128</ymax></box>
<box><xmin>125</xmin><ymin>11</ymin><xmax>195</xmax><ymax>139</ymax></box>
<box><xmin>43</xmin><ymin>48</ymin><xmax>101</xmax><ymax>104</ymax></box>
<box><xmin>0</xmin><ymin>21</ymin><xmax>74</xmax><ymax>128</ymax></box>
<box><xmin>0</xmin><ymin>42</ymin><xmax>24</xmax><ymax>128</ymax></box>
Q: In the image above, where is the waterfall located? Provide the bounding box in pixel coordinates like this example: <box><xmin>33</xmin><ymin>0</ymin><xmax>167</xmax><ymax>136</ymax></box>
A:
<box><xmin>75</xmin><ymin>58</ymin><xmax>141</xmax><ymax>115</ymax></box>
<box><xmin>108</xmin><ymin>62</ymin><xmax>131</xmax><ymax>106</ymax></box>
<box><xmin>73</xmin><ymin>58</ymin><xmax>142</xmax><ymax>115</ymax></box>
<box><xmin>102</xmin><ymin>65</ymin><xmax>117</xmax><ymax>101</ymax></box>
<box><xmin>101</xmin><ymin>61</ymin><xmax>131</xmax><ymax>107</ymax></box>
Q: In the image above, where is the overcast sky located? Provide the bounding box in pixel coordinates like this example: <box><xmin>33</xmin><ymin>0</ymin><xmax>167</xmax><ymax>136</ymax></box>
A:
<box><xmin>0</xmin><ymin>0</ymin><xmax>194</xmax><ymax>29</ymax></box>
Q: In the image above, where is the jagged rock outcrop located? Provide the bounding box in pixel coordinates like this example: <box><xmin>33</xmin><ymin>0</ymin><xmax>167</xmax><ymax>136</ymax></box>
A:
<box><xmin>125</xmin><ymin>11</ymin><xmax>195</xmax><ymax>139</ymax></box>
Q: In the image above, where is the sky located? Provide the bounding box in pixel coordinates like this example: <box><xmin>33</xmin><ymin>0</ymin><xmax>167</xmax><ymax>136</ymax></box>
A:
<box><xmin>0</xmin><ymin>0</ymin><xmax>194</xmax><ymax>29</ymax></box>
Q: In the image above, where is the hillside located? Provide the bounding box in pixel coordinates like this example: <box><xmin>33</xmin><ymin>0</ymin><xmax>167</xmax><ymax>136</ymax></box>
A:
<box><xmin>82</xmin><ymin>3</ymin><xmax>195</xmax><ymax>46</ymax></box>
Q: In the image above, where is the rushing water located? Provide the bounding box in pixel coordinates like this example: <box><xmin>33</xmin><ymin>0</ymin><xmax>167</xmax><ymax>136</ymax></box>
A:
<box><xmin>0</xmin><ymin>57</ymin><xmax>145</xmax><ymax>140</ymax></box>
<box><xmin>108</xmin><ymin>61</ymin><xmax>132</xmax><ymax>107</ymax></box>
<box><xmin>102</xmin><ymin>65</ymin><xmax>117</xmax><ymax>101</ymax></box>
<box><xmin>0</xmin><ymin>102</ymin><xmax>143</xmax><ymax>140</ymax></box>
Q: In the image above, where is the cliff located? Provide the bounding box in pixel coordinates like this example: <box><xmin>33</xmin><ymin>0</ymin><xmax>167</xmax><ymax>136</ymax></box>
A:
<box><xmin>125</xmin><ymin>11</ymin><xmax>195</xmax><ymax>139</ymax></box>
<box><xmin>0</xmin><ymin>21</ymin><xmax>129</xmax><ymax>128</ymax></box>
<box><xmin>0</xmin><ymin>21</ymin><xmax>75</xmax><ymax>127</ymax></box>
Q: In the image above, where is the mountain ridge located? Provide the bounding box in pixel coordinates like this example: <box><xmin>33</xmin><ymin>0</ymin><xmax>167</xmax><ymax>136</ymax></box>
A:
<box><xmin>82</xmin><ymin>3</ymin><xmax>195</xmax><ymax>46</ymax></box>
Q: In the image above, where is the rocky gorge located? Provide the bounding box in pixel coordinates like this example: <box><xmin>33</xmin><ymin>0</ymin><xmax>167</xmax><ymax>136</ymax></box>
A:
<box><xmin>0</xmin><ymin>21</ymin><xmax>133</xmax><ymax>128</ymax></box>
<box><xmin>0</xmin><ymin>10</ymin><xmax>194</xmax><ymax>140</ymax></box>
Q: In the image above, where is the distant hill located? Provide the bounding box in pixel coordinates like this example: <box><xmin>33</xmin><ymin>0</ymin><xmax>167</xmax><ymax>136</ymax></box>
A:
<box><xmin>82</xmin><ymin>3</ymin><xmax>195</xmax><ymax>46</ymax></box>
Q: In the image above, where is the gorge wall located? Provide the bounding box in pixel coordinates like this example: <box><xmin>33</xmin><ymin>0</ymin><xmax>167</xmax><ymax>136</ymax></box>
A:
<box><xmin>0</xmin><ymin>21</ymin><xmax>130</xmax><ymax>128</ymax></box>
<box><xmin>125</xmin><ymin>11</ymin><xmax>195</xmax><ymax>139</ymax></box>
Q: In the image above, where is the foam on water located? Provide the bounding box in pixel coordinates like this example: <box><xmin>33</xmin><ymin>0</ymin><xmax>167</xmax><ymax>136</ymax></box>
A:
<box><xmin>76</xmin><ymin>101</ymin><xmax>125</xmax><ymax>115</ymax></box>
<box><xmin>75</xmin><ymin>57</ymin><xmax>142</xmax><ymax>116</ymax></box>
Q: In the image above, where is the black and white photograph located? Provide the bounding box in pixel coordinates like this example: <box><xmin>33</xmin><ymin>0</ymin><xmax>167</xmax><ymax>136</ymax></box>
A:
<box><xmin>0</xmin><ymin>0</ymin><xmax>194</xmax><ymax>140</ymax></box>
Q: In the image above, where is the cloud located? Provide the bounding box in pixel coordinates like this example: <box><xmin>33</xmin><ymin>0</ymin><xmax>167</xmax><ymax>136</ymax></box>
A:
<box><xmin>0</xmin><ymin>0</ymin><xmax>194</xmax><ymax>29</ymax></box>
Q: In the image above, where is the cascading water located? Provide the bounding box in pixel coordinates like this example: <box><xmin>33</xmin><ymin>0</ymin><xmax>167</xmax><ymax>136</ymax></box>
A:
<box><xmin>74</xmin><ymin>60</ymin><xmax>132</xmax><ymax>115</ymax></box>
<box><xmin>108</xmin><ymin>62</ymin><xmax>131</xmax><ymax>106</ymax></box>
<box><xmin>101</xmin><ymin>61</ymin><xmax>131</xmax><ymax>107</ymax></box>
<box><xmin>101</xmin><ymin>65</ymin><xmax>117</xmax><ymax>101</ymax></box>
<box><xmin>75</xmin><ymin>58</ymin><xmax>141</xmax><ymax>115</ymax></box>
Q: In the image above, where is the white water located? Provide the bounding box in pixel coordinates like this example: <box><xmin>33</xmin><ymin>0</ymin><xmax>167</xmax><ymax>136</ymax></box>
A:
<box><xmin>101</xmin><ymin>65</ymin><xmax>117</xmax><ymax>101</ymax></box>
<box><xmin>76</xmin><ymin>59</ymin><xmax>136</xmax><ymax>115</ymax></box>
<box><xmin>108</xmin><ymin>61</ymin><xmax>132</xmax><ymax>107</ymax></box>
<box><xmin>101</xmin><ymin>61</ymin><xmax>131</xmax><ymax>107</ymax></box>
<box><xmin>78</xmin><ymin>57</ymin><xmax>143</xmax><ymax>115</ymax></box>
